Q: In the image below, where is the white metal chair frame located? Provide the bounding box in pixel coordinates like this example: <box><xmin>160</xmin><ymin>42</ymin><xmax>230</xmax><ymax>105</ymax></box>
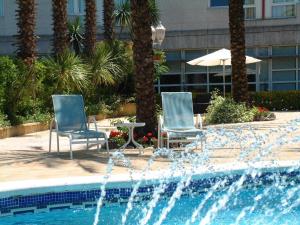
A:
<box><xmin>49</xmin><ymin>116</ymin><xmax>109</xmax><ymax>159</ymax></box>
<box><xmin>158</xmin><ymin>114</ymin><xmax>204</xmax><ymax>149</ymax></box>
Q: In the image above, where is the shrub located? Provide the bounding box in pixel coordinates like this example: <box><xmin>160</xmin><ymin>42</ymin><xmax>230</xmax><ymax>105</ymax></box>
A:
<box><xmin>250</xmin><ymin>91</ymin><xmax>300</xmax><ymax>111</ymax></box>
<box><xmin>0</xmin><ymin>56</ymin><xmax>19</xmax><ymax>113</ymax></box>
<box><xmin>87</xmin><ymin>42</ymin><xmax>123</xmax><ymax>86</ymax></box>
<box><xmin>42</xmin><ymin>50</ymin><xmax>88</xmax><ymax>93</ymax></box>
<box><xmin>205</xmin><ymin>91</ymin><xmax>256</xmax><ymax>124</ymax></box>
<box><xmin>0</xmin><ymin>113</ymin><xmax>10</xmax><ymax>127</ymax></box>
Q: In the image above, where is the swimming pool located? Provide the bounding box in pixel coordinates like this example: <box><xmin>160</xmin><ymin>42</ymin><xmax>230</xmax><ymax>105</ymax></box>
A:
<box><xmin>1</xmin><ymin>180</ymin><xmax>300</xmax><ymax>224</ymax></box>
<box><xmin>1</xmin><ymin>165</ymin><xmax>300</xmax><ymax>225</ymax></box>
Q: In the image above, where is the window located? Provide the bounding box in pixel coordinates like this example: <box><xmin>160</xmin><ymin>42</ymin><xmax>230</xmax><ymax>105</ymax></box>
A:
<box><xmin>210</xmin><ymin>0</ymin><xmax>228</xmax><ymax>7</ymax></box>
<box><xmin>210</xmin><ymin>0</ymin><xmax>256</xmax><ymax>19</ymax></box>
<box><xmin>157</xmin><ymin>51</ymin><xmax>183</xmax><ymax>93</ymax></box>
<box><xmin>0</xmin><ymin>0</ymin><xmax>3</xmax><ymax>17</ymax></box>
<box><xmin>244</xmin><ymin>0</ymin><xmax>256</xmax><ymax>20</ymax></box>
<box><xmin>68</xmin><ymin>0</ymin><xmax>85</xmax><ymax>15</ymax></box>
<box><xmin>271</xmin><ymin>46</ymin><xmax>297</xmax><ymax>91</ymax></box>
<box><xmin>272</xmin><ymin>0</ymin><xmax>296</xmax><ymax>18</ymax></box>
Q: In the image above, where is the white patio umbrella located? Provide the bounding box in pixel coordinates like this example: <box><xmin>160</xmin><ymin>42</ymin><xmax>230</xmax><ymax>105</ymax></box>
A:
<box><xmin>187</xmin><ymin>48</ymin><xmax>261</xmax><ymax>96</ymax></box>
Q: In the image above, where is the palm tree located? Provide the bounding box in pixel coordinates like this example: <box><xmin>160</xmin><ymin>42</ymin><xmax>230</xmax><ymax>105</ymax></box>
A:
<box><xmin>16</xmin><ymin>0</ymin><xmax>36</xmax><ymax>65</ymax></box>
<box><xmin>88</xmin><ymin>42</ymin><xmax>123</xmax><ymax>86</ymax></box>
<box><xmin>229</xmin><ymin>0</ymin><xmax>249</xmax><ymax>103</ymax></box>
<box><xmin>103</xmin><ymin>0</ymin><xmax>115</xmax><ymax>41</ymax></box>
<box><xmin>43</xmin><ymin>51</ymin><xmax>89</xmax><ymax>93</ymax></box>
<box><xmin>130</xmin><ymin>0</ymin><xmax>156</xmax><ymax>133</ymax></box>
<box><xmin>52</xmin><ymin>0</ymin><xmax>69</xmax><ymax>56</ymax></box>
<box><xmin>84</xmin><ymin>0</ymin><xmax>97</xmax><ymax>56</ymax></box>
<box><xmin>68</xmin><ymin>17</ymin><xmax>84</xmax><ymax>55</ymax></box>
<box><xmin>114</xmin><ymin>0</ymin><xmax>131</xmax><ymax>38</ymax></box>
<box><xmin>114</xmin><ymin>0</ymin><xmax>159</xmax><ymax>38</ymax></box>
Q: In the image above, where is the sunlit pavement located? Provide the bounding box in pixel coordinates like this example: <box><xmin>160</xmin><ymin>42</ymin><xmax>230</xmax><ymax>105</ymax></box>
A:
<box><xmin>0</xmin><ymin>112</ymin><xmax>300</xmax><ymax>182</ymax></box>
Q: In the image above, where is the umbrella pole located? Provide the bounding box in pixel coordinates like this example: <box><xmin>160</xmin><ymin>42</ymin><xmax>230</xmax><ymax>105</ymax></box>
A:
<box><xmin>222</xmin><ymin>60</ymin><xmax>225</xmax><ymax>97</ymax></box>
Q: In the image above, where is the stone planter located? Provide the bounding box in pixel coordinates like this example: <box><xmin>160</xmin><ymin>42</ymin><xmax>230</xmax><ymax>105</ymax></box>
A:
<box><xmin>116</xmin><ymin>103</ymin><xmax>136</xmax><ymax>117</ymax></box>
<box><xmin>95</xmin><ymin>114</ymin><xmax>107</xmax><ymax>121</ymax></box>
<box><xmin>0</xmin><ymin>122</ymin><xmax>49</xmax><ymax>139</ymax></box>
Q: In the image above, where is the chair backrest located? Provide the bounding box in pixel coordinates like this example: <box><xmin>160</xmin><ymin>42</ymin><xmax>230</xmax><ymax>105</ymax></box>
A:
<box><xmin>52</xmin><ymin>95</ymin><xmax>87</xmax><ymax>132</ymax></box>
<box><xmin>161</xmin><ymin>92</ymin><xmax>195</xmax><ymax>130</ymax></box>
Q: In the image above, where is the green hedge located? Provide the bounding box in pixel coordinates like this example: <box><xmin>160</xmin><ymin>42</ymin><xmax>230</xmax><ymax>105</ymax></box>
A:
<box><xmin>250</xmin><ymin>91</ymin><xmax>300</xmax><ymax>111</ymax></box>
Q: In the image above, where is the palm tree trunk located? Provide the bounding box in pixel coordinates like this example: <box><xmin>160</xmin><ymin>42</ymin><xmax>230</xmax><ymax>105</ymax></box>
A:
<box><xmin>131</xmin><ymin>0</ymin><xmax>156</xmax><ymax>134</ymax></box>
<box><xmin>84</xmin><ymin>0</ymin><xmax>97</xmax><ymax>56</ymax></box>
<box><xmin>16</xmin><ymin>0</ymin><xmax>36</xmax><ymax>65</ymax></box>
<box><xmin>103</xmin><ymin>0</ymin><xmax>115</xmax><ymax>41</ymax></box>
<box><xmin>52</xmin><ymin>0</ymin><xmax>68</xmax><ymax>56</ymax></box>
<box><xmin>229</xmin><ymin>0</ymin><xmax>249</xmax><ymax>103</ymax></box>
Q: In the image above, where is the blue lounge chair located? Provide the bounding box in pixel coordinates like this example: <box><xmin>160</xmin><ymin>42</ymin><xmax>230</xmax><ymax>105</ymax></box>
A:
<box><xmin>158</xmin><ymin>92</ymin><xmax>204</xmax><ymax>149</ymax></box>
<box><xmin>49</xmin><ymin>95</ymin><xmax>109</xmax><ymax>159</ymax></box>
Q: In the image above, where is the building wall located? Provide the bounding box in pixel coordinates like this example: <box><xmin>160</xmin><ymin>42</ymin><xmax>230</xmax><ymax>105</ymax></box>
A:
<box><xmin>0</xmin><ymin>0</ymin><xmax>104</xmax><ymax>54</ymax></box>
<box><xmin>0</xmin><ymin>0</ymin><xmax>300</xmax><ymax>93</ymax></box>
<box><xmin>155</xmin><ymin>0</ymin><xmax>300</xmax><ymax>93</ymax></box>
<box><xmin>158</xmin><ymin>0</ymin><xmax>300</xmax><ymax>31</ymax></box>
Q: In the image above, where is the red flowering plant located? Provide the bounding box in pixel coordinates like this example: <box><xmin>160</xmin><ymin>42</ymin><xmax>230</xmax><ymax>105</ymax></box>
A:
<box><xmin>108</xmin><ymin>130</ymin><xmax>126</xmax><ymax>148</ymax></box>
<box><xmin>254</xmin><ymin>106</ymin><xmax>276</xmax><ymax>121</ymax></box>
<box><xmin>137</xmin><ymin>132</ymin><xmax>158</xmax><ymax>147</ymax></box>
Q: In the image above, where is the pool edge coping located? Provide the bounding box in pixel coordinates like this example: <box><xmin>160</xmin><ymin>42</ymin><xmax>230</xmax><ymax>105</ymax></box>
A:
<box><xmin>1</xmin><ymin>160</ymin><xmax>299</xmax><ymax>198</ymax></box>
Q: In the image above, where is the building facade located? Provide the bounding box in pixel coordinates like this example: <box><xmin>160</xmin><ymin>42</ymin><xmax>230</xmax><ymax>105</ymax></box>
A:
<box><xmin>0</xmin><ymin>0</ymin><xmax>299</xmax><ymax>93</ymax></box>
<box><xmin>158</xmin><ymin>0</ymin><xmax>300</xmax><ymax>94</ymax></box>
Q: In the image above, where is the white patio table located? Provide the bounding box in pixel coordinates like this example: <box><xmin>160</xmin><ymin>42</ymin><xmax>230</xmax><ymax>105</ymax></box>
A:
<box><xmin>115</xmin><ymin>122</ymin><xmax>145</xmax><ymax>154</ymax></box>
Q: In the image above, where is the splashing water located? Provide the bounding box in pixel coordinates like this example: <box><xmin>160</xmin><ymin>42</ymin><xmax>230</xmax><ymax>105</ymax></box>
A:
<box><xmin>92</xmin><ymin>118</ymin><xmax>300</xmax><ymax>225</ymax></box>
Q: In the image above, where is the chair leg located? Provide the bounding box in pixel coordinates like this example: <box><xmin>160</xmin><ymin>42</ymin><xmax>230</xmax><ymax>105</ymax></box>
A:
<box><xmin>167</xmin><ymin>138</ymin><xmax>170</xmax><ymax>149</ymax></box>
<box><xmin>69</xmin><ymin>139</ymin><xmax>73</xmax><ymax>160</ymax></box>
<box><xmin>106</xmin><ymin>138</ymin><xmax>109</xmax><ymax>155</ymax></box>
<box><xmin>49</xmin><ymin>129</ymin><xmax>52</xmax><ymax>153</ymax></box>
<box><xmin>161</xmin><ymin>135</ymin><xmax>164</xmax><ymax>148</ymax></box>
<box><xmin>56</xmin><ymin>133</ymin><xmax>60</xmax><ymax>152</ymax></box>
<box><xmin>96</xmin><ymin>138</ymin><xmax>100</xmax><ymax>152</ymax></box>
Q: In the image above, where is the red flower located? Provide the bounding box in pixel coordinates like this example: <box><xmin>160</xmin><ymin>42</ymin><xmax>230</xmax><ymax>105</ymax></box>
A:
<box><xmin>109</xmin><ymin>131</ymin><xmax>121</xmax><ymax>138</ymax></box>
<box><xmin>147</xmin><ymin>132</ymin><xmax>153</xmax><ymax>137</ymax></box>
<box><xmin>143</xmin><ymin>136</ymin><xmax>149</xmax><ymax>142</ymax></box>
<box><xmin>257</xmin><ymin>106</ymin><xmax>269</xmax><ymax>113</ymax></box>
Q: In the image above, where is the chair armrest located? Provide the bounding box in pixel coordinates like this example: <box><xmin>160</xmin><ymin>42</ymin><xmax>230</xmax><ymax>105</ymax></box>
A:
<box><xmin>88</xmin><ymin>116</ymin><xmax>98</xmax><ymax>132</ymax></box>
<box><xmin>195</xmin><ymin>114</ymin><xmax>203</xmax><ymax>129</ymax></box>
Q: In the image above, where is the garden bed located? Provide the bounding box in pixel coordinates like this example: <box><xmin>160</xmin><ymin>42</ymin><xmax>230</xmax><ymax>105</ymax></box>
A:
<box><xmin>0</xmin><ymin>122</ymin><xmax>49</xmax><ymax>139</ymax></box>
<box><xmin>0</xmin><ymin>103</ymin><xmax>137</xmax><ymax>139</ymax></box>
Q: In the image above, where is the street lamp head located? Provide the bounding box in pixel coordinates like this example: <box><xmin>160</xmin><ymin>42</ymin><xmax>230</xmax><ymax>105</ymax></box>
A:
<box><xmin>155</xmin><ymin>21</ymin><xmax>166</xmax><ymax>45</ymax></box>
<box><xmin>151</xmin><ymin>21</ymin><xmax>166</xmax><ymax>46</ymax></box>
<box><xmin>151</xmin><ymin>25</ymin><xmax>156</xmax><ymax>43</ymax></box>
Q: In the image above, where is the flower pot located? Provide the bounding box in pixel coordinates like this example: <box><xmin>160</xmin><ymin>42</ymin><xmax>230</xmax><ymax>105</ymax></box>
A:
<box><xmin>153</xmin><ymin>55</ymin><xmax>162</xmax><ymax>63</ymax></box>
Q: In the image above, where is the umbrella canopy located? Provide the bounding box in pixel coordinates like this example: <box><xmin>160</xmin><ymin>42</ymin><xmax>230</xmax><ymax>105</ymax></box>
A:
<box><xmin>187</xmin><ymin>48</ymin><xmax>261</xmax><ymax>66</ymax></box>
<box><xmin>187</xmin><ymin>48</ymin><xmax>261</xmax><ymax>97</ymax></box>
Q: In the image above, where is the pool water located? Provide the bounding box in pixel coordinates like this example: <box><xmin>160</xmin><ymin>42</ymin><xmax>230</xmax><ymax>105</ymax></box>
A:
<box><xmin>2</xmin><ymin>183</ymin><xmax>300</xmax><ymax>225</ymax></box>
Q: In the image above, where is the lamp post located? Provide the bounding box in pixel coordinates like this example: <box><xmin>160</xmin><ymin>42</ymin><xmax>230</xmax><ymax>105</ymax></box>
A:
<box><xmin>151</xmin><ymin>21</ymin><xmax>166</xmax><ymax>47</ymax></box>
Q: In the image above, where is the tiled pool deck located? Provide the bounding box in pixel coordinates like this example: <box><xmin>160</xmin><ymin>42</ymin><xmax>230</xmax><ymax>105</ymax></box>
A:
<box><xmin>0</xmin><ymin>112</ymin><xmax>300</xmax><ymax>183</ymax></box>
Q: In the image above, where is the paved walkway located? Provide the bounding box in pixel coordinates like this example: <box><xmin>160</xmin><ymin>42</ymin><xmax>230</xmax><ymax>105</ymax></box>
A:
<box><xmin>0</xmin><ymin>112</ymin><xmax>300</xmax><ymax>182</ymax></box>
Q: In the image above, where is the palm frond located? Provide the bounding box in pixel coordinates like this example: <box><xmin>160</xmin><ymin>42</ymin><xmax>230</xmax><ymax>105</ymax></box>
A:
<box><xmin>114</xmin><ymin>0</ymin><xmax>131</xmax><ymax>28</ymax></box>
<box><xmin>43</xmin><ymin>51</ymin><xmax>88</xmax><ymax>93</ymax></box>
<box><xmin>88</xmin><ymin>42</ymin><xmax>123</xmax><ymax>86</ymax></box>
<box><xmin>148</xmin><ymin>0</ymin><xmax>160</xmax><ymax>26</ymax></box>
